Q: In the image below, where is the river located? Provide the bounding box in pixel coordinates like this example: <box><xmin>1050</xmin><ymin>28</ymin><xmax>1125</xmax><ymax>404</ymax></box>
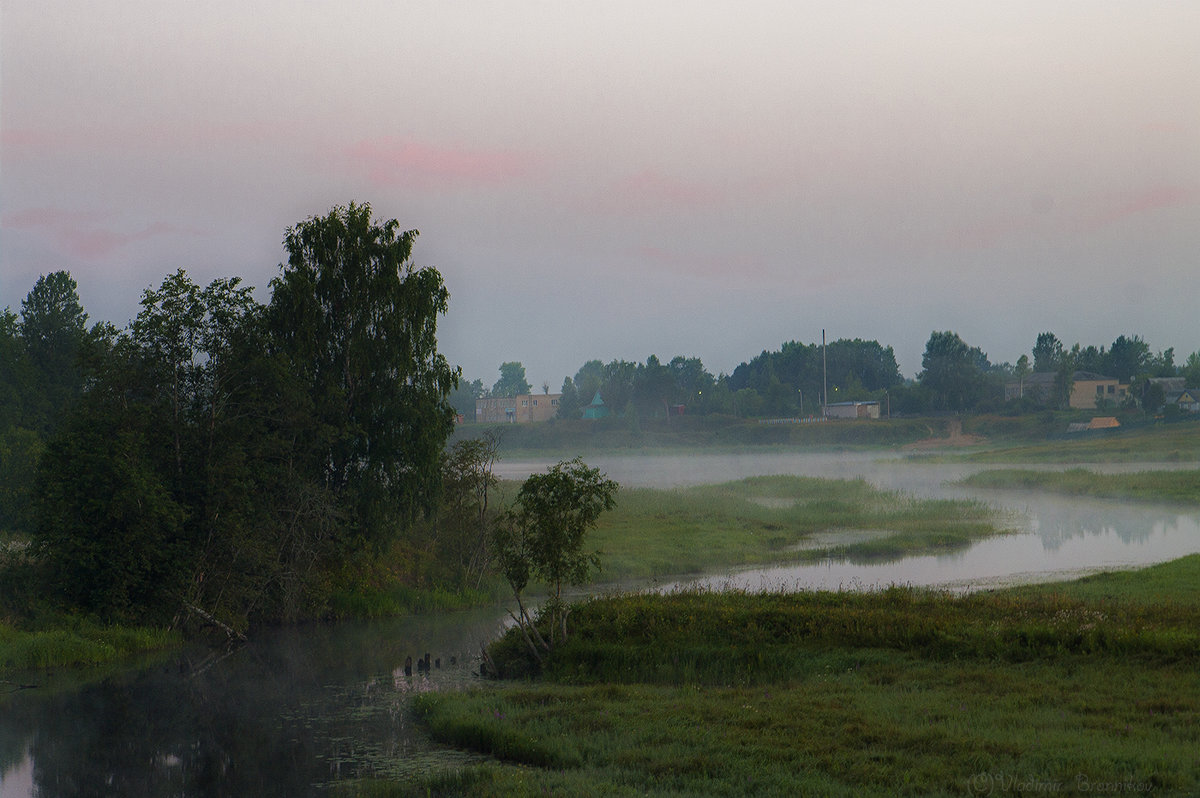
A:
<box><xmin>3</xmin><ymin>453</ymin><xmax>1198</xmax><ymax>796</ymax></box>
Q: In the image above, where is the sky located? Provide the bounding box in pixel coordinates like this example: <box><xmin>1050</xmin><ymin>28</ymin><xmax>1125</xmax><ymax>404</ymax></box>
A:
<box><xmin>2</xmin><ymin>2</ymin><xmax>1198</xmax><ymax>390</ymax></box>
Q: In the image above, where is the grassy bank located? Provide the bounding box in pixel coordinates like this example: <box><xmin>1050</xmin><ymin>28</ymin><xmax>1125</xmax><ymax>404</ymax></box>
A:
<box><xmin>453</xmin><ymin>415</ymin><xmax>947</xmax><ymax>456</ymax></box>
<box><xmin>380</xmin><ymin>556</ymin><xmax>1200</xmax><ymax>797</ymax></box>
<box><xmin>949</xmin><ymin>417</ymin><xmax>1200</xmax><ymax>464</ymax></box>
<box><xmin>960</xmin><ymin>467</ymin><xmax>1200</xmax><ymax>505</ymax></box>
<box><xmin>591</xmin><ymin>475</ymin><xmax>1006</xmax><ymax>580</ymax></box>
<box><xmin>0</xmin><ymin>619</ymin><xmax>178</xmax><ymax>675</ymax></box>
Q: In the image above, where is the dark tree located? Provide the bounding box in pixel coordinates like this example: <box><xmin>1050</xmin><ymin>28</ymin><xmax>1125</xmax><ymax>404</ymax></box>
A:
<box><xmin>919</xmin><ymin>330</ymin><xmax>989</xmax><ymax>411</ymax></box>
<box><xmin>1032</xmin><ymin>332</ymin><xmax>1063</xmax><ymax>373</ymax></box>
<box><xmin>267</xmin><ymin>202</ymin><xmax>459</xmax><ymax>549</ymax></box>
<box><xmin>19</xmin><ymin>271</ymin><xmax>88</xmax><ymax>431</ymax></box>
<box><xmin>492</xmin><ymin>361</ymin><xmax>532</xmax><ymax>397</ymax></box>
<box><xmin>447</xmin><ymin>377</ymin><xmax>486</xmax><ymax>419</ymax></box>
<box><xmin>1105</xmin><ymin>334</ymin><xmax>1152</xmax><ymax>383</ymax></box>
<box><xmin>556</xmin><ymin>376</ymin><xmax>581</xmax><ymax>419</ymax></box>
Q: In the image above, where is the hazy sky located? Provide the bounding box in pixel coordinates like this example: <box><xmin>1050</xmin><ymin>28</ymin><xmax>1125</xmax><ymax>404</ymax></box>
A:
<box><xmin>3</xmin><ymin>2</ymin><xmax>1197</xmax><ymax>388</ymax></box>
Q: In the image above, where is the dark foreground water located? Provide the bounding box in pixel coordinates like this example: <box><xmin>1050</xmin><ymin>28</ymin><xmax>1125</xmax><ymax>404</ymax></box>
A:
<box><xmin>0</xmin><ymin>608</ymin><xmax>508</xmax><ymax>797</ymax></box>
<box><xmin>4</xmin><ymin>454</ymin><xmax>1199</xmax><ymax>795</ymax></box>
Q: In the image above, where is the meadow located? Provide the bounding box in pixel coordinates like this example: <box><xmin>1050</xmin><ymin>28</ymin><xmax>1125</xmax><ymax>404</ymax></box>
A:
<box><xmin>371</xmin><ymin>555</ymin><xmax>1200</xmax><ymax>797</ymax></box>
<box><xmin>950</xmin><ymin>417</ymin><xmax>1200</xmax><ymax>464</ymax></box>
<box><xmin>358</xmin><ymin>458</ymin><xmax>1200</xmax><ymax>796</ymax></box>
<box><xmin>589</xmin><ymin>475</ymin><xmax>1005</xmax><ymax>580</ymax></box>
<box><xmin>960</xmin><ymin>467</ymin><xmax>1200</xmax><ymax>506</ymax></box>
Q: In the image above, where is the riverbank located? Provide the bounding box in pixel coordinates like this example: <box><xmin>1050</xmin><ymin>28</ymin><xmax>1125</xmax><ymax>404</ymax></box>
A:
<box><xmin>960</xmin><ymin>467</ymin><xmax>1200</xmax><ymax>506</ymax></box>
<box><xmin>457</xmin><ymin>414</ymin><xmax>1200</xmax><ymax>463</ymax></box>
<box><xmin>390</xmin><ymin>555</ymin><xmax>1200</xmax><ymax>797</ymax></box>
<box><xmin>937</xmin><ymin>417</ymin><xmax>1200</xmax><ymax>464</ymax></box>
<box><xmin>0</xmin><ymin>619</ymin><xmax>178</xmax><ymax>675</ymax></box>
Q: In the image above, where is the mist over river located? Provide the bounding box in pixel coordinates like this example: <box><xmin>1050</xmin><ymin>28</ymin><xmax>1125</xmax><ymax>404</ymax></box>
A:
<box><xmin>3</xmin><ymin>453</ymin><xmax>1198</xmax><ymax>796</ymax></box>
<box><xmin>498</xmin><ymin>453</ymin><xmax>1200</xmax><ymax>592</ymax></box>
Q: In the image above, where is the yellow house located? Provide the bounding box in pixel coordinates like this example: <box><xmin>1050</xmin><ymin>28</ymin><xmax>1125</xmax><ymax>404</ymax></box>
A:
<box><xmin>1069</xmin><ymin>372</ymin><xmax>1128</xmax><ymax>409</ymax></box>
<box><xmin>475</xmin><ymin>393</ymin><xmax>561</xmax><ymax>423</ymax></box>
<box><xmin>1009</xmin><ymin>371</ymin><xmax>1127</xmax><ymax>409</ymax></box>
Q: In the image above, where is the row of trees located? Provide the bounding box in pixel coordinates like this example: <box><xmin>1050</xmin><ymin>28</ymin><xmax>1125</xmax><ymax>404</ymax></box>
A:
<box><xmin>454</xmin><ymin>330</ymin><xmax>1195</xmax><ymax>421</ymax></box>
<box><xmin>912</xmin><ymin>330</ymin><xmax>1192</xmax><ymax>413</ymax></box>
<box><xmin>2</xmin><ymin>204</ymin><xmax>462</xmax><ymax>630</ymax></box>
<box><xmin>451</xmin><ymin>339</ymin><xmax>904</xmax><ymax>421</ymax></box>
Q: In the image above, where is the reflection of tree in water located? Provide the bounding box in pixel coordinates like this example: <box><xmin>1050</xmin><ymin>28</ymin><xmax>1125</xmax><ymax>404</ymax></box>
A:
<box><xmin>1</xmin><ymin>609</ymin><xmax>504</xmax><ymax>797</ymax></box>
<box><xmin>1027</xmin><ymin>497</ymin><xmax>1200</xmax><ymax>552</ymax></box>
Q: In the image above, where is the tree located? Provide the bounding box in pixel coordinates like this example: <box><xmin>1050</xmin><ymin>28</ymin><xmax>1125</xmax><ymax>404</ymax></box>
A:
<box><xmin>573</xmin><ymin>360</ymin><xmax>606</xmax><ymax>405</ymax></box>
<box><xmin>267</xmin><ymin>202</ymin><xmax>459</xmax><ymax>549</ymax></box>
<box><xmin>918</xmin><ymin>331</ymin><xmax>989</xmax><ymax>411</ymax></box>
<box><xmin>556</xmin><ymin>376</ymin><xmax>581</xmax><ymax>419</ymax></box>
<box><xmin>1183</xmin><ymin>351</ymin><xmax>1200</xmax><ymax>388</ymax></box>
<box><xmin>447</xmin><ymin>377</ymin><xmax>485</xmax><ymax>420</ymax></box>
<box><xmin>494</xmin><ymin>458</ymin><xmax>618</xmax><ymax>657</ymax></box>
<box><xmin>1033</xmin><ymin>332</ymin><xmax>1063</xmax><ymax>373</ymax></box>
<box><xmin>1105</xmin><ymin>335</ymin><xmax>1152</xmax><ymax>383</ymax></box>
<box><xmin>19</xmin><ymin>271</ymin><xmax>88</xmax><ymax>431</ymax></box>
<box><xmin>1013</xmin><ymin>355</ymin><xmax>1031</xmax><ymax>395</ymax></box>
<box><xmin>34</xmin><ymin>369</ymin><xmax>188</xmax><ymax>622</ymax></box>
<box><xmin>633</xmin><ymin>354</ymin><xmax>675</xmax><ymax>416</ymax></box>
<box><xmin>1142</xmin><ymin>381</ymin><xmax>1166</xmax><ymax>413</ymax></box>
<box><xmin>601</xmin><ymin>359</ymin><xmax>637</xmax><ymax>415</ymax></box>
<box><xmin>492</xmin><ymin>361</ymin><xmax>531</xmax><ymax>397</ymax></box>
<box><xmin>33</xmin><ymin>270</ymin><xmax>277</xmax><ymax>628</ymax></box>
<box><xmin>435</xmin><ymin>431</ymin><xmax>502</xmax><ymax>589</ymax></box>
<box><xmin>32</xmin><ymin>205</ymin><xmax>462</xmax><ymax>630</ymax></box>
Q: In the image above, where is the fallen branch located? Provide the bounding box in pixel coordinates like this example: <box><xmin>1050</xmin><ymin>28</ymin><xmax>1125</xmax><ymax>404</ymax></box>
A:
<box><xmin>184</xmin><ymin>602</ymin><xmax>247</xmax><ymax>644</ymax></box>
<box><xmin>1</xmin><ymin>679</ymin><xmax>39</xmax><ymax>692</ymax></box>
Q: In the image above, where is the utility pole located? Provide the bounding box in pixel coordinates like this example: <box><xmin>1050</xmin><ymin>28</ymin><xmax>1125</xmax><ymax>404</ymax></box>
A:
<box><xmin>822</xmin><ymin>329</ymin><xmax>828</xmax><ymax>417</ymax></box>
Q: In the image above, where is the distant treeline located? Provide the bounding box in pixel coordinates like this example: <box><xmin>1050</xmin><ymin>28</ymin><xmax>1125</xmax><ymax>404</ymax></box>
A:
<box><xmin>454</xmin><ymin>330</ymin><xmax>1197</xmax><ymax>421</ymax></box>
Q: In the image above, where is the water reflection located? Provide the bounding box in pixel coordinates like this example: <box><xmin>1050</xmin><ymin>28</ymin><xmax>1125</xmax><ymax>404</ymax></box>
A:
<box><xmin>0</xmin><ymin>608</ymin><xmax>507</xmax><ymax>798</ymax></box>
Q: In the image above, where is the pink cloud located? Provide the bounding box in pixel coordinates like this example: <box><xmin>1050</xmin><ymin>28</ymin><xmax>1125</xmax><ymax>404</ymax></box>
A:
<box><xmin>345</xmin><ymin>138</ymin><xmax>532</xmax><ymax>188</ymax></box>
<box><xmin>1</xmin><ymin>208</ymin><xmax>198</xmax><ymax>259</ymax></box>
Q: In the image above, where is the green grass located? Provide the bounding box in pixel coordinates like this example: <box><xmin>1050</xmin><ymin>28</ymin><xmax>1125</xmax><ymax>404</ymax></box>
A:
<box><xmin>1000</xmin><ymin>555</ymin><xmax>1200</xmax><ymax>607</ymax></box>
<box><xmin>453</xmin><ymin>415</ymin><xmax>948</xmax><ymax>457</ymax></box>
<box><xmin>960</xmin><ymin>467</ymin><xmax>1200</xmax><ymax>505</ymax></box>
<box><xmin>0</xmin><ymin>619</ymin><xmax>178</xmax><ymax>674</ymax></box>
<box><xmin>945</xmin><ymin>418</ymin><xmax>1200</xmax><ymax>464</ymax></box>
<box><xmin>591</xmin><ymin>475</ymin><xmax>1006</xmax><ymax>579</ymax></box>
<box><xmin>382</xmin><ymin>556</ymin><xmax>1200</xmax><ymax>797</ymax></box>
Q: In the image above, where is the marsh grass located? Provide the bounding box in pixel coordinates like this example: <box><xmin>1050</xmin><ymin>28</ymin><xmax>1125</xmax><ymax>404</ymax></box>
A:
<box><xmin>398</xmin><ymin>556</ymin><xmax>1200</xmax><ymax>797</ymax></box>
<box><xmin>0</xmin><ymin>619</ymin><xmax>177</xmax><ymax>674</ymax></box>
<box><xmin>961</xmin><ymin>467</ymin><xmax>1200</xmax><ymax>505</ymax></box>
<box><xmin>592</xmin><ymin>475</ymin><xmax>1004</xmax><ymax>578</ymax></box>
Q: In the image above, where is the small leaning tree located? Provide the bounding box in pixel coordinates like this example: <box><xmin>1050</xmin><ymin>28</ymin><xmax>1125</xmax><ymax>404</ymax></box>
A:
<box><xmin>493</xmin><ymin>458</ymin><xmax>618</xmax><ymax>662</ymax></box>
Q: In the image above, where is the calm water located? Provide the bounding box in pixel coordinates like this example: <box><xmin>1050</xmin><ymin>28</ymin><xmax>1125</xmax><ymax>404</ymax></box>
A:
<box><xmin>3</xmin><ymin>453</ymin><xmax>1198</xmax><ymax>796</ymax></box>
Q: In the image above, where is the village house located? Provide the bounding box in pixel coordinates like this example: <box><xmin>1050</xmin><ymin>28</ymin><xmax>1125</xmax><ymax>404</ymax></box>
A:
<box><xmin>823</xmin><ymin>400</ymin><xmax>881</xmax><ymax>419</ymax></box>
<box><xmin>475</xmin><ymin>393</ymin><xmax>561</xmax><ymax>423</ymax></box>
<box><xmin>1144</xmin><ymin>378</ymin><xmax>1200</xmax><ymax>414</ymax></box>
<box><xmin>1005</xmin><ymin>371</ymin><xmax>1128</xmax><ymax>410</ymax></box>
<box><xmin>1170</xmin><ymin>388</ymin><xmax>1200</xmax><ymax>413</ymax></box>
